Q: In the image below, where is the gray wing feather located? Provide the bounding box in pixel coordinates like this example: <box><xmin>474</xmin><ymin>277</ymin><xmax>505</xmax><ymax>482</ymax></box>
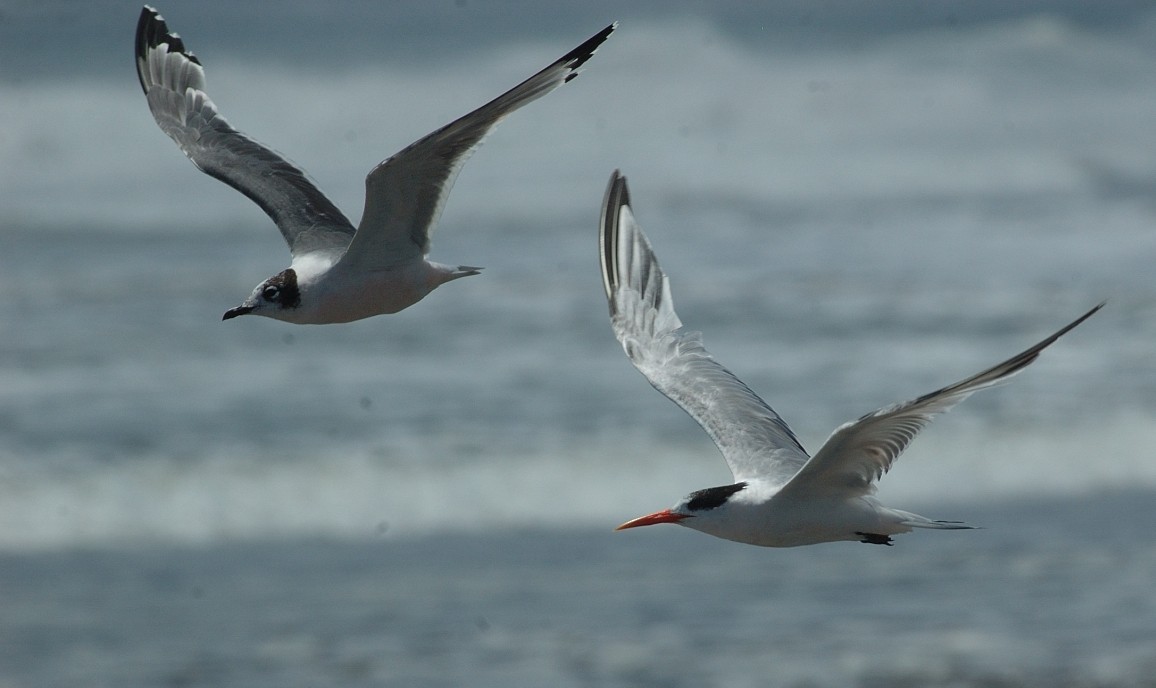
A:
<box><xmin>781</xmin><ymin>302</ymin><xmax>1103</xmax><ymax>499</ymax></box>
<box><xmin>135</xmin><ymin>6</ymin><xmax>355</xmax><ymax>258</ymax></box>
<box><xmin>342</xmin><ymin>23</ymin><xmax>616</xmax><ymax>270</ymax></box>
<box><xmin>600</xmin><ymin>171</ymin><xmax>811</xmax><ymax>486</ymax></box>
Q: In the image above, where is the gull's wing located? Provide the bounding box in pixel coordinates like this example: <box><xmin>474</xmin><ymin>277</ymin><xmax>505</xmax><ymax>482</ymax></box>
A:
<box><xmin>780</xmin><ymin>303</ymin><xmax>1103</xmax><ymax>500</ymax></box>
<box><xmin>339</xmin><ymin>23</ymin><xmax>616</xmax><ymax>272</ymax></box>
<box><xmin>135</xmin><ymin>6</ymin><xmax>355</xmax><ymax>258</ymax></box>
<box><xmin>600</xmin><ymin>171</ymin><xmax>811</xmax><ymax>486</ymax></box>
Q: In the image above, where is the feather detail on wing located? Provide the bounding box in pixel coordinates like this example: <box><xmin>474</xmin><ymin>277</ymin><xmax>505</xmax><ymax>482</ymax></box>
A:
<box><xmin>781</xmin><ymin>302</ymin><xmax>1103</xmax><ymax>499</ymax></box>
<box><xmin>135</xmin><ymin>6</ymin><xmax>355</xmax><ymax>258</ymax></box>
<box><xmin>342</xmin><ymin>23</ymin><xmax>617</xmax><ymax>271</ymax></box>
<box><xmin>600</xmin><ymin>171</ymin><xmax>810</xmax><ymax>486</ymax></box>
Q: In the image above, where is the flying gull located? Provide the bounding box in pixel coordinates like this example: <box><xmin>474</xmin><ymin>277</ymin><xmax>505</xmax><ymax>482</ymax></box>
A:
<box><xmin>600</xmin><ymin>169</ymin><xmax>1102</xmax><ymax>547</ymax></box>
<box><xmin>136</xmin><ymin>6</ymin><xmax>615</xmax><ymax>323</ymax></box>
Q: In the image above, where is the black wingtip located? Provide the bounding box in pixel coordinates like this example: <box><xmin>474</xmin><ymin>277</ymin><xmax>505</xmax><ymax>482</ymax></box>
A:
<box><xmin>599</xmin><ymin>169</ymin><xmax>631</xmax><ymax>306</ymax></box>
<box><xmin>136</xmin><ymin>5</ymin><xmax>201</xmax><ymax>94</ymax></box>
<box><xmin>560</xmin><ymin>22</ymin><xmax>617</xmax><ymax>80</ymax></box>
<box><xmin>604</xmin><ymin>168</ymin><xmax>630</xmax><ymax>212</ymax></box>
<box><xmin>987</xmin><ymin>300</ymin><xmax>1105</xmax><ymax>379</ymax></box>
<box><xmin>923</xmin><ymin>300</ymin><xmax>1105</xmax><ymax>405</ymax></box>
<box><xmin>1035</xmin><ymin>301</ymin><xmax>1105</xmax><ymax>352</ymax></box>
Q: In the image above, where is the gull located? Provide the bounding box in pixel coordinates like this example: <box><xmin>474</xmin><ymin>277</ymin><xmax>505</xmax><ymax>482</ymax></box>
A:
<box><xmin>599</xmin><ymin>170</ymin><xmax>1102</xmax><ymax>547</ymax></box>
<box><xmin>135</xmin><ymin>6</ymin><xmax>615</xmax><ymax>324</ymax></box>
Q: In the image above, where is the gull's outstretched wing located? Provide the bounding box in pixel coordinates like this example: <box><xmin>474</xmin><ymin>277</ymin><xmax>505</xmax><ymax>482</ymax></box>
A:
<box><xmin>136</xmin><ymin>6</ymin><xmax>355</xmax><ymax>258</ymax></box>
<box><xmin>339</xmin><ymin>22</ymin><xmax>616</xmax><ymax>271</ymax></box>
<box><xmin>781</xmin><ymin>303</ymin><xmax>1103</xmax><ymax>499</ymax></box>
<box><xmin>600</xmin><ymin>170</ymin><xmax>811</xmax><ymax>487</ymax></box>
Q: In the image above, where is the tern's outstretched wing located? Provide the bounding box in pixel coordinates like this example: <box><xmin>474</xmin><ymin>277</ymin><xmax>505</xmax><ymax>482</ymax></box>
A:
<box><xmin>781</xmin><ymin>303</ymin><xmax>1103</xmax><ymax>499</ymax></box>
<box><xmin>339</xmin><ymin>23</ymin><xmax>616</xmax><ymax>272</ymax></box>
<box><xmin>136</xmin><ymin>6</ymin><xmax>356</xmax><ymax>258</ymax></box>
<box><xmin>600</xmin><ymin>170</ymin><xmax>811</xmax><ymax>487</ymax></box>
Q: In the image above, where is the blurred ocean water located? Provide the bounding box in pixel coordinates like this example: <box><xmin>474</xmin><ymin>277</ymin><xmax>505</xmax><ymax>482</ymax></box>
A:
<box><xmin>1</xmin><ymin>1</ymin><xmax>1155</xmax><ymax>686</ymax></box>
<box><xmin>2</xmin><ymin>494</ymin><xmax>1155</xmax><ymax>688</ymax></box>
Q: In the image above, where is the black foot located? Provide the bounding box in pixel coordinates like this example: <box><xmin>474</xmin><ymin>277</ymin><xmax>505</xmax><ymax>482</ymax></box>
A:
<box><xmin>856</xmin><ymin>532</ymin><xmax>893</xmax><ymax>546</ymax></box>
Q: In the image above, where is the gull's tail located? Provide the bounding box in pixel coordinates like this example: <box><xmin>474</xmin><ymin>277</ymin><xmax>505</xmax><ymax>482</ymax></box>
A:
<box><xmin>448</xmin><ymin>265</ymin><xmax>483</xmax><ymax>282</ymax></box>
<box><xmin>895</xmin><ymin>509</ymin><xmax>979</xmax><ymax>530</ymax></box>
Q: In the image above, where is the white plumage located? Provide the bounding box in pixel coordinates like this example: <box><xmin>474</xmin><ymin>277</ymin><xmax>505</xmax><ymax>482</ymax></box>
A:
<box><xmin>601</xmin><ymin>170</ymin><xmax>1102</xmax><ymax>547</ymax></box>
<box><xmin>136</xmin><ymin>6</ymin><xmax>615</xmax><ymax>324</ymax></box>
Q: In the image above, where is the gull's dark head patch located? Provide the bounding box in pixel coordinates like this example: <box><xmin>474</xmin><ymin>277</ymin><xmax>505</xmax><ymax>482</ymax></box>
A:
<box><xmin>260</xmin><ymin>269</ymin><xmax>301</xmax><ymax>309</ymax></box>
<box><xmin>685</xmin><ymin>482</ymin><xmax>748</xmax><ymax>512</ymax></box>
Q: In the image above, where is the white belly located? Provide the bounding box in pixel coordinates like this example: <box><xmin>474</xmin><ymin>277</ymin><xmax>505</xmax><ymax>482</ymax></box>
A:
<box><xmin>283</xmin><ymin>260</ymin><xmax>435</xmax><ymax>324</ymax></box>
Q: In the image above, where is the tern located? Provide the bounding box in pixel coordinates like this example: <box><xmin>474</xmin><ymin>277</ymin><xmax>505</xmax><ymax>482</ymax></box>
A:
<box><xmin>600</xmin><ymin>170</ymin><xmax>1102</xmax><ymax>547</ymax></box>
<box><xmin>135</xmin><ymin>6</ymin><xmax>615</xmax><ymax>324</ymax></box>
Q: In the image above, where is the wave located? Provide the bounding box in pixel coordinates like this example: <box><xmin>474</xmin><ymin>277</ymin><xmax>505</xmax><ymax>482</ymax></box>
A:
<box><xmin>1</xmin><ymin>411</ymin><xmax>1152</xmax><ymax>551</ymax></box>
<box><xmin>3</xmin><ymin>12</ymin><xmax>1155</xmax><ymax>230</ymax></box>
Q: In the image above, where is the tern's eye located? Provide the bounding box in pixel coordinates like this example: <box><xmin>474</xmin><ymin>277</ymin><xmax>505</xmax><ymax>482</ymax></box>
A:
<box><xmin>262</xmin><ymin>285</ymin><xmax>281</xmax><ymax>301</ymax></box>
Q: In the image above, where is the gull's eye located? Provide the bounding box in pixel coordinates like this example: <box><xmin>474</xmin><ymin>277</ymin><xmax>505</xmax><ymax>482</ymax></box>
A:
<box><xmin>262</xmin><ymin>285</ymin><xmax>281</xmax><ymax>301</ymax></box>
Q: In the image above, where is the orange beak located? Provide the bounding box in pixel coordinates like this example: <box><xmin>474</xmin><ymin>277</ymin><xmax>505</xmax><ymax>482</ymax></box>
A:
<box><xmin>615</xmin><ymin>508</ymin><xmax>690</xmax><ymax>531</ymax></box>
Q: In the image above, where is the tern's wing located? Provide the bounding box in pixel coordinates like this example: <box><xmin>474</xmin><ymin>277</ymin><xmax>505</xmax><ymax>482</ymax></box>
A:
<box><xmin>338</xmin><ymin>23</ymin><xmax>616</xmax><ymax>272</ymax></box>
<box><xmin>135</xmin><ymin>6</ymin><xmax>355</xmax><ymax>258</ymax></box>
<box><xmin>600</xmin><ymin>171</ymin><xmax>811</xmax><ymax>486</ymax></box>
<box><xmin>781</xmin><ymin>303</ymin><xmax>1103</xmax><ymax>500</ymax></box>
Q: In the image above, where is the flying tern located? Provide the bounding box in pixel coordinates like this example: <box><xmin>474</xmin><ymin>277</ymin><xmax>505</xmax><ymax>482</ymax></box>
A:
<box><xmin>136</xmin><ymin>6</ymin><xmax>615</xmax><ymax>324</ymax></box>
<box><xmin>600</xmin><ymin>170</ymin><xmax>1102</xmax><ymax>547</ymax></box>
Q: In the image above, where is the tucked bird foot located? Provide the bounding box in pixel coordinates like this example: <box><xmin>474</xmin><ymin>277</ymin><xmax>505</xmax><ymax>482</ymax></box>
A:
<box><xmin>856</xmin><ymin>532</ymin><xmax>894</xmax><ymax>546</ymax></box>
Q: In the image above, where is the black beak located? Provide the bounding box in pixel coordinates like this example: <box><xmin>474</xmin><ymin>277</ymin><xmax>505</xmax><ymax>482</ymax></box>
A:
<box><xmin>222</xmin><ymin>305</ymin><xmax>255</xmax><ymax>321</ymax></box>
